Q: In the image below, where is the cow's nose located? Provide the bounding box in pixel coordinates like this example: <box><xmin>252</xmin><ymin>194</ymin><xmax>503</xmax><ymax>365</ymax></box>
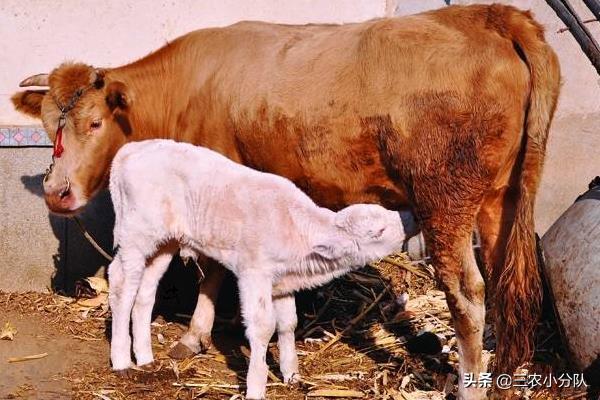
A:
<box><xmin>43</xmin><ymin>175</ymin><xmax>71</xmax><ymax>196</ymax></box>
<box><xmin>43</xmin><ymin>179</ymin><xmax>75</xmax><ymax>214</ymax></box>
<box><xmin>45</xmin><ymin>188</ymin><xmax>75</xmax><ymax>214</ymax></box>
<box><xmin>43</xmin><ymin>173</ymin><xmax>57</xmax><ymax>193</ymax></box>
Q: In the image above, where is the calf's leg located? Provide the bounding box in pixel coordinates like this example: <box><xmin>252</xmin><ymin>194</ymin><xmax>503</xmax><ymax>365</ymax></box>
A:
<box><xmin>132</xmin><ymin>245</ymin><xmax>176</xmax><ymax>366</ymax></box>
<box><xmin>170</xmin><ymin>259</ymin><xmax>226</xmax><ymax>359</ymax></box>
<box><xmin>239</xmin><ymin>273</ymin><xmax>276</xmax><ymax>400</ymax></box>
<box><xmin>108</xmin><ymin>248</ymin><xmax>146</xmax><ymax>371</ymax></box>
<box><xmin>273</xmin><ymin>293</ymin><xmax>299</xmax><ymax>383</ymax></box>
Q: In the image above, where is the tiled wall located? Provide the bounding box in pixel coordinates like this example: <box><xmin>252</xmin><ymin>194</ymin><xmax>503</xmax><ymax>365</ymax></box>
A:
<box><xmin>0</xmin><ymin>127</ymin><xmax>51</xmax><ymax>147</ymax></box>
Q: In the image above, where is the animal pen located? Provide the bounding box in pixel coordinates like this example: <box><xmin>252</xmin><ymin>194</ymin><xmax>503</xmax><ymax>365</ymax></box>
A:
<box><xmin>0</xmin><ymin>1</ymin><xmax>599</xmax><ymax>399</ymax></box>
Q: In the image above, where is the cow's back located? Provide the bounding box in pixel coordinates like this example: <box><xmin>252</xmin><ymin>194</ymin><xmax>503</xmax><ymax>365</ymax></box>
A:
<box><xmin>189</xmin><ymin>6</ymin><xmax>529</xmax><ymax>209</ymax></box>
<box><xmin>118</xmin><ymin>4</ymin><xmax>533</xmax><ymax>211</ymax></box>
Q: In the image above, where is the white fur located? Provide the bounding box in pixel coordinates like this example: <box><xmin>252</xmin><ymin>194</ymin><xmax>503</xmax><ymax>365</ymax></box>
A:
<box><xmin>108</xmin><ymin>139</ymin><xmax>405</xmax><ymax>399</ymax></box>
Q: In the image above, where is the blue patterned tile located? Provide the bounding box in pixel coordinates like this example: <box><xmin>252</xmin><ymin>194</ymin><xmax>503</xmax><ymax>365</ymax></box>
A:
<box><xmin>0</xmin><ymin>126</ymin><xmax>52</xmax><ymax>147</ymax></box>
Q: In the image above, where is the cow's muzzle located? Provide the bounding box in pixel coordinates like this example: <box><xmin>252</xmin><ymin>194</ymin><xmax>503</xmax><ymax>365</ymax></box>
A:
<box><xmin>43</xmin><ymin>175</ymin><xmax>79</xmax><ymax>214</ymax></box>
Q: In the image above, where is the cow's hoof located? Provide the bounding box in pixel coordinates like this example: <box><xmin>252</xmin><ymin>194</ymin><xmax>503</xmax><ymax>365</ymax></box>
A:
<box><xmin>198</xmin><ymin>334</ymin><xmax>212</xmax><ymax>351</ymax></box>
<box><xmin>168</xmin><ymin>342</ymin><xmax>197</xmax><ymax>360</ymax></box>
<box><xmin>114</xmin><ymin>368</ymin><xmax>134</xmax><ymax>378</ymax></box>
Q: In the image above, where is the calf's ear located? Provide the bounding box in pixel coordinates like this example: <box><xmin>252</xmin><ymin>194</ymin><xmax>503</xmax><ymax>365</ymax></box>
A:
<box><xmin>312</xmin><ymin>236</ymin><xmax>353</xmax><ymax>260</ymax></box>
<box><xmin>11</xmin><ymin>90</ymin><xmax>47</xmax><ymax>119</ymax></box>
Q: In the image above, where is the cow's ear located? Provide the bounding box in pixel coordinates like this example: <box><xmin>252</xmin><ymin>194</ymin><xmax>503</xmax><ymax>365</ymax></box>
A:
<box><xmin>105</xmin><ymin>81</ymin><xmax>133</xmax><ymax>136</ymax></box>
<box><xmin>105</xmin><ymin>81</ymin><xmax>130</xmax><ymax>111</ymax></box>
<box><xmin>312</xmin><ymin>236</ymin><xmax>353</xmax><ymax>260</ymax></box>
<box><xmin>11</xmin><ymin>90</ymin><xmax>47</xmax><ymax>119</ymax></box>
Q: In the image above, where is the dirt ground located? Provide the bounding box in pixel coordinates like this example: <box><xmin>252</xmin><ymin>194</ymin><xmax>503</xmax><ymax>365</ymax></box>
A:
<box><xmin>0</xmin><ymin>310</ymin><xmax>107</xmax><ymax>399</ymax></box>
<box><xmin>0</xmin><ymin>256</ymin><xmax>594</xmax><ymax>400</ymax></box>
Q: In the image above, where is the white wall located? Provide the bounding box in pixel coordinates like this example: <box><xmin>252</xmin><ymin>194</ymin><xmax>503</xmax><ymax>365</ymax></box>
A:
<box><xmin>0</xmin><ymin>0</ymin><xmax>386</xmax><ymax>125</ymax></box>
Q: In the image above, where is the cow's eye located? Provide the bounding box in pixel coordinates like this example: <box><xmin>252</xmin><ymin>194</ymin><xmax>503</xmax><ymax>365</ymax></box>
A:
<box><xmin>90</xmin><ymin>120</ymin><xmax>102</xmax><ymax>130</ymax></box>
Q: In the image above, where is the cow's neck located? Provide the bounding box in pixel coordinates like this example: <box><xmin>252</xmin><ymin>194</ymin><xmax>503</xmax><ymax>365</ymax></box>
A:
<box><xmin>109</xmin><ymin>43</ymin><xmax>210</xmax><ymax>144</ymax></box>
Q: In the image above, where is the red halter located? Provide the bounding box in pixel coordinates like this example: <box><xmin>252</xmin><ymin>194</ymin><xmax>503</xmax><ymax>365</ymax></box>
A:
<box><xmin>51</xmin><ymin>84</ymin><xmax>92</xmax><ymax>159</ymax></box>
<box><xmin>53</xmin><ymin>114</ymin><xmax>66</xmax><ymax>158</ymax></box>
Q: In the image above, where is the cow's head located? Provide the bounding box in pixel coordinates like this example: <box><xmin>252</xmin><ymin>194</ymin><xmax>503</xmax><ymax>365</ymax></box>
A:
<box><xmin>12</xmin><ymin>63</ymin><xmax>132</xmax><ymax>215</ymax></box>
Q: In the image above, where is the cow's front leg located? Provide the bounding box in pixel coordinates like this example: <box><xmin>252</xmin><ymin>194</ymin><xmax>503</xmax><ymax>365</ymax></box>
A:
<box><xmin>273</xmin><ymin>293</ymin><xmax>299</xmax><ymax>383</ymax></box>
<box><xmin>170</xmin><ymin>259</ymin><xmax>226</xmax><ymax>359</ymax></box>
<box><xmin>132</xmin><ymin>245</ymin><xmax>175</xmax><ymax>366</ymax></box>
<box><xmin>109</xmin><ymin>249</ymin><xmax>146</xmax><ymax>372</ymax></box>
<box><xmin>239</xmin><ymin>272</ymin><xmax>276</xmax><ymax>400</ymax></box>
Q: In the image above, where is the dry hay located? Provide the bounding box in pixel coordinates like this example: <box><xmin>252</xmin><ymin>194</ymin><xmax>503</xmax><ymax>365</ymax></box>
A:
<box><xmin>0</xmin><ymin>254</ymin><xmax>591</xmax><ymax>399</ymax></box>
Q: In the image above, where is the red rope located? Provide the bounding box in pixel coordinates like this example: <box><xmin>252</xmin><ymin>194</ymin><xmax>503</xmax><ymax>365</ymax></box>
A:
<box><xmin>53</xmin><ymin>126</ymin><xmax>64</xmax><ymax>158</ymax></box>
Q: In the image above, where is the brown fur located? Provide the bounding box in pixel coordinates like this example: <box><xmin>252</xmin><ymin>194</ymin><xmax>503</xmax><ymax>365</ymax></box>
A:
<box><xmin>13</xmin><ymin>4</ymin><xmax>560</xmax><ymax>378</ymax></box>
<box><xmin>11</xmin><ymin>90</ymin><xmax>46</xmax><ymax>117</ymax></box>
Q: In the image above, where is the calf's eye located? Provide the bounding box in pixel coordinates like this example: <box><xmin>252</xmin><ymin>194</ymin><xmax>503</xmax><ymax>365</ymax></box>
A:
<box><xmin>90</xmin><ymin>120</ymin><xmax>102</xmax><ymax>130</ymax></box>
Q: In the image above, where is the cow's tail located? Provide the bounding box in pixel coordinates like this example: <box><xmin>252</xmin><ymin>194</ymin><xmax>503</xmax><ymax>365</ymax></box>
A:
<box><xmin>491</xmin><ymin>5</ymin><xmax>561</xmax><ymax>374</ymax></box>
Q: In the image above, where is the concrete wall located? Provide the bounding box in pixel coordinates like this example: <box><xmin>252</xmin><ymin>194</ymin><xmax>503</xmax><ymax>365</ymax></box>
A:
<box><xmin>0</xmin><ymin>148</ymin><xmax>64</xmax><ymax>291</ymax></box>
<box><xmin>0</xmin><ymin>144</ymin><xmax>116</xmax><ymax>292</ymax></box>
<box><xmin>1</xmin><ymin>0</ymin><xmax>599</xmax><ymax>291</ymax></box>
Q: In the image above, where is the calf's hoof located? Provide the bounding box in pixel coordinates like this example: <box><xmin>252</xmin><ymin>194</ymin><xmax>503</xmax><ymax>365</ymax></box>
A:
<box><xmin>168</xmin><ymin>342</ymin><xmax>197</xmax><ymax>360</ymax></box>
<box><xmin>283</xmin><ymin>372</ymin><xmax>301</xmax><ymax>385</ymax></box>
<box><xmin>245</xmin><ymin>386</ymin><xmax>266</xmax><ymax>400</ymax></box>
<box><xmin>136</xmin><ymin>360</ymin><xmax>160</xmax><ymax>372</ymax></box>
<box><xmin>114</xmin><ymin>368</ymin><xmax>134</xmax><ymax>379</ymax></box>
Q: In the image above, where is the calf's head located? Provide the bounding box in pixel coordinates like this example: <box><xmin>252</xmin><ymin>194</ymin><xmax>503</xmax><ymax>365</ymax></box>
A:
<box><xmin>313</xmin><ymin>204</ymin><xmax>404</xmax><ymax>264</ymax></box>
<box><xmin>12</xmin><ymin>63</ymin><xmax>131</xmax><ymax>215</ymax></box>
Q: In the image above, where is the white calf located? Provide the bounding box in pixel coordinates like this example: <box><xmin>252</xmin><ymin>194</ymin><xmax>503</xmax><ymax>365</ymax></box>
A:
<box><xmin>108</xmin><ymin>139</ymin><xmax>405</xmax><ymax>399</ymax></box>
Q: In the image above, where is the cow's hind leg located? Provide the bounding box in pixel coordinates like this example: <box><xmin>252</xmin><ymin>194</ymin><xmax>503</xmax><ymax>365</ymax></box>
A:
<box><xmin>132</xmin><ymin>244</ymin><xmax>176</xmax><ymax>366</ymax></box>
<box><xmin>169</xmin><ymin>259</ymin><xmax>226</xmax><ymax>359</ymax></box>
<box><xmin>476</xmin><ymin>187</ymin><xmax>515</xmax><ymax>290</ymax></box>
<box><xmin>420</xmin><ymin>208</ymin><xmax>487</xmax><ymax>400</ymax></box>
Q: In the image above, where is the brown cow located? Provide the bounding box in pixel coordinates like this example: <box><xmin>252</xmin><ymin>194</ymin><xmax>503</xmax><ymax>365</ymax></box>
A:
<box><xmin>12</xmin><ymin>4</ymin><xmax>560</xmax><ymax>398</ymax></box>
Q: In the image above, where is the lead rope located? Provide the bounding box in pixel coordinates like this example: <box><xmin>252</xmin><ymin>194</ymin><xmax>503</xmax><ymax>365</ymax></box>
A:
<box><xmin>71</xmin><ymin>216</ymin><xmax>114</xmax><ymax>262</ymax></box>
